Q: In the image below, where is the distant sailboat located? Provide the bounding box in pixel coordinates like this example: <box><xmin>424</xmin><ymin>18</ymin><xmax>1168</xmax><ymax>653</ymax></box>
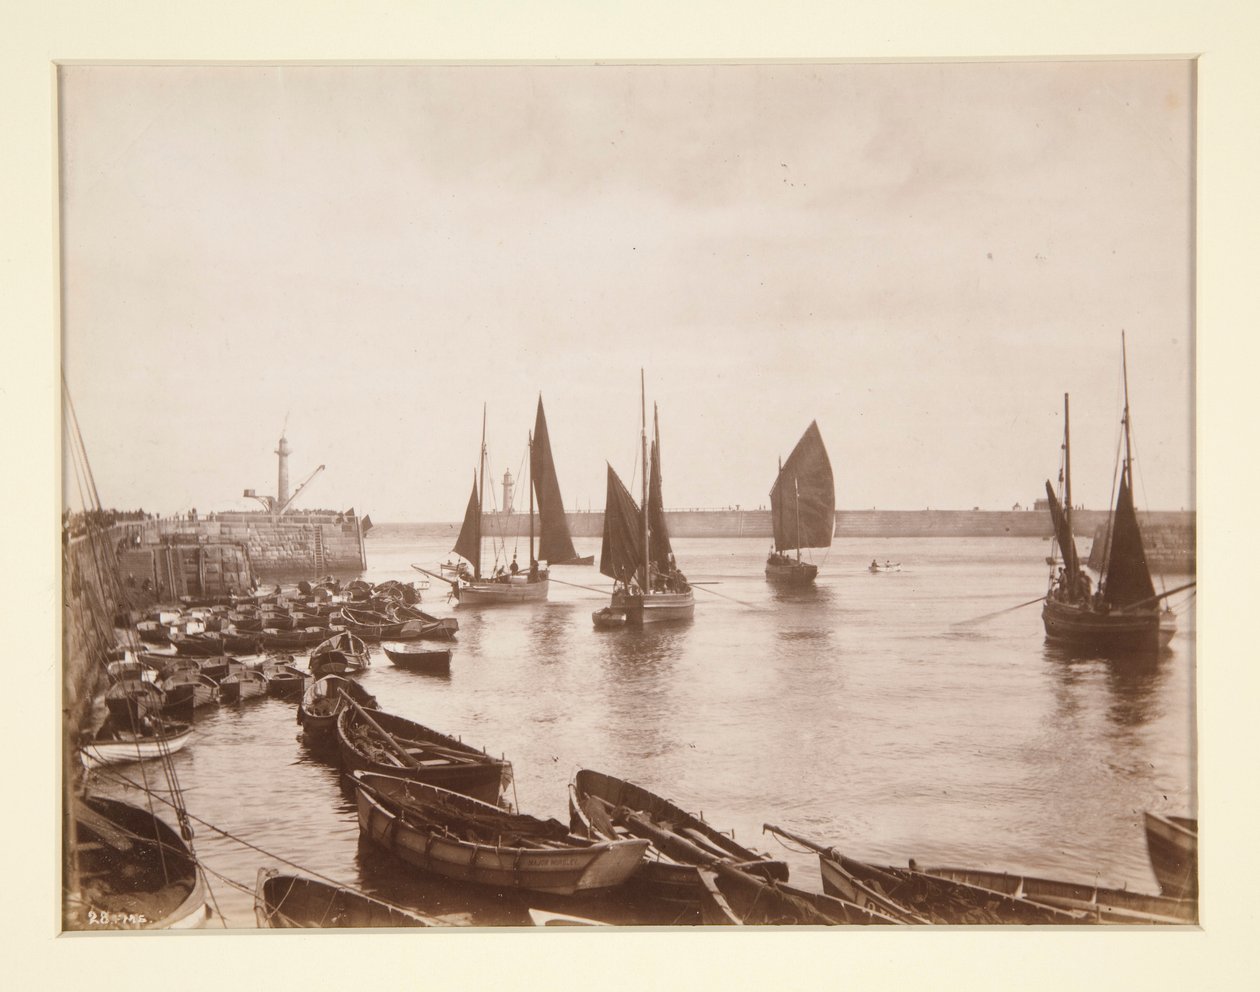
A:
<box><xmin>448</xmin><ymin>406</ymin><xmax>549</xmax><ymax>605</ymax></box>
<box><xmin>1041</xmin><ymin>338</ymin><xmax>1184</xmax><ymax>651</ymax></box>
<box><xmin>765</xmin><ymin>421</ymin><xmax>834</xmax><ymax>585</ymax></box>
<box><xmin>531</xmin><ymin>397</ymin><xmax>591</xmax><ymax>566</ymax></box>
<box><xmin>593</xmin><ymin>375</ymin><xmax>694</xmax><ymax>627</ymax></box>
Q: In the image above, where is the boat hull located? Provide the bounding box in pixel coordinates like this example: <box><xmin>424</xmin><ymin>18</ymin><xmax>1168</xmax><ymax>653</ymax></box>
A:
<box><xmin>66</xmin><ymin>796</ymin><xmax>208</xmax><ymax>930</ymax></box>
<box><xmin>922</xmin><ymin>865</ymin><xmax>1196</xmax><ymax>924</ymax></box>
<box><xmin>456</xmin><ymin>576</ymin><xmax>549</xmax><ymax>605</ymax></box>
<box><xmin>765</xmin><ymin>559</ymin><xmax>817</xmax><ymax>585</ymax></box>
<box><xmin>1042</xmin><ymin>598</ymin><xmax>1175</xmax><ymax>652</ymax></box>
<box><xmin>698</xmin><ymin>867</ymin><xmax>896</xmax><ymax>926</ymax></box>
<box><xmin>568</xmin><ymin>769</ymin><xmax>787</xmax><ymax>919</ymax></box>
<box><xmin>80</xmin><ymin>724</ymin><xmax>193</xmax><ymax>768</ymax></box>
<box><xmin>610</xmin><ymin>590</ymin><xmax>695</xmax><ymax>625</ymax></box>
<box><xmin>1144</xmin><ymin>813</ymin><xmax>1198</xmax><ymax>899</ymax></box>
<box><xmin>354</xmin><ymin>773</ymin><xmax>648</xmax><ymax>896</ymax></box>
<box><xmin>381</xmin><ymin>643</ymin><xmax>452</xmax><ymax>673</ymax></box>
<box><xmin>336</xmin><ymin>706</ymin><xmax>509</xmax><ymax>804</ymax></box>
<box><xmin>254</xmin><ymin>868</ymin><xmax>437</xmax><ymax>928</ymax></box>
<box><xmin>817</xmin><ymin>852</ymin><xmax>1083</xmax><ymax>924</ymax></box>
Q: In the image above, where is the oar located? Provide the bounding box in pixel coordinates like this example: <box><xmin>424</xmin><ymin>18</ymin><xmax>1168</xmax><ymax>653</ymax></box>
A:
<box><xmin>952</xmin><ymin>594</ymin><xmax>1046</xmax><ymax>627</ymax></box>
<box><xmin>339</xmin><ymin>693</ymin><xmax>419</xmax><ymax>769</ymax></box>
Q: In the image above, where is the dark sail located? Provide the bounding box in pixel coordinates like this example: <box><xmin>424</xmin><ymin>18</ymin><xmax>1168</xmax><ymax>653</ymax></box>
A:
<box><xmin>598</xmin><ymin>465</ymin><xmax>643</xmax><ymax>584</ymax></box>
<box><xmin>531</xmin><ymin>398</ymin><xmax>578</xmax><ymax>564</ymax></box>
<box><xmin>452</xmin><ymin>474</ymin><xmax>481</xmax><ymax>579</ymax></box>
<box><xmin>647</xmin><ymin>410</ymin><xmax>673</xmax><ymax>571</ymax></box>
<box><xmin>1102</xmin><ymin>470</ymin><xmax>1156</xmax><ymax>609</ymax></box>
<box><xmin>769</xmin><ymin>421</ymin><xmax>835</xmax><ymax>552</ymax></box>
<box><xmin>1044</xmin><ymin>479</ymin><xmax>1080</xmax><ymax>579</ymax></box>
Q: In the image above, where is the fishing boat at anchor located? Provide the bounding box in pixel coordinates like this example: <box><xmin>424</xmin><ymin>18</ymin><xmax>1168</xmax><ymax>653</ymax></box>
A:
<box><xmin>439</xmin><ymin>402</ymin><xmax>565</xmax><ymax>606</ymax></box>
<box><xmin>765</xmin><ymin>421</ymin><xmax>834</xmax><ymax>586</ymax></box>
<box><xmin>595</xmin><ymin>374</ymin><xmax>694</xmax><ymax>627</ymax></box>
<box><xmin>1041</xmin><ymin>337</ymin><xmax>1190</xmax><ymax>652</ymax></box>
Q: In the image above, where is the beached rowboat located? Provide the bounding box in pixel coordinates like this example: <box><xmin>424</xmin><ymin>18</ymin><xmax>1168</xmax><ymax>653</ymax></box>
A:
<box><xmin>254</xmin><ymin>868</ymin><xmax>441</xmax><ymax>928</ymax></box>
<box><xmin>569</xmin><ymin>769</ymin><xmax>786</xmax><ymax>918</ymax></box>
<box><xmin>354</xmin><ymin>772</ymin><xmax>649</xmax><ymax>896</ymax></box>
<box><xmin>336</xmin><ymin>703</ymin><xmax>510</xmax><ymax>804</ymax></box>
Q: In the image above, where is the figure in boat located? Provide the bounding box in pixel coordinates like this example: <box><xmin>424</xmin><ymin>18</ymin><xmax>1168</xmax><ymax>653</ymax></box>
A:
<box><xmin>1040</xmin><ymin>338</ymin><xmax>1188</xmax><ymax>652</ymax></box>
<box><xmin>766</xmin><ymin>421</ymin><xmax>834</xmax><ymax>585</ymax></box>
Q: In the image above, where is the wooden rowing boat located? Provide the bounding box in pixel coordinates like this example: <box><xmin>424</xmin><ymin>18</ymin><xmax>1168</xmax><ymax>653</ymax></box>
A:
<box><xmin>218</xmin><ymin>669</ymin><xmax>269</xmax><ymax>704</ymax></box>
<box><xmin>1144</xmin><ymin>812</ymin><xmax>1197</xmax><ymax>899</ymax></box>
<box><xmin>80</xmin><ymin>720</ymin><xmax>193</xmax><ymax>768</ymax></box>
<box><xmin>309</xmin><ymin>631</ymin><xmax>370</xmax><ymax>678</ymax></box>
<box><xmin>697</xmin><ymin>864</ymin><xmax>901</xmax><ymax>925</ymax></box>
<box><xmin>920</xmin><ymin>866</ymin><xmax>1196</xmax><ymax>924</ymax></box>
<box><xmin>64</xmin><ymin>795</ymin><xmax>208</xmax><ymax>930</ymax></box>
<box><xmin>381</xmin><ymin>641</ymin><xmax>452</xmax><ymax>673</ymax></box>
<box><xmin>568</xmin><ymin>769</ymin><xmax>786</xmax><ymax>919</ymax></box>
<box><xmin>261</xmin><ymin>661</ymin><xmax>308</xmax><ymax>699</ymax></box>
<box><xmin>260</xmin><ymin>626</ymin><xmax>339</xmax><ymax>650</ymax></box>
<box><xmin>354</xmin><ymin>772</ymin><xmax>650</xmax><ymax>896</ymax></box>
<box><xmin>298</xmin><ymin>676</ymin><xmax>378</xmax><ymax>739</ymax></box>
<box><xmin>763</xmin><ymin>825</ymin><xmax>1085</xmax><ymax>924</ymax></box>
<box><xmin>336</xmin><ymin>703</ymin><xmax>511</xmax><ymax>804</ymax></box>
<box><xmin>254</xmin><ymin>868</ymin><xmax>441</xmax><ymax>928</ymax></box>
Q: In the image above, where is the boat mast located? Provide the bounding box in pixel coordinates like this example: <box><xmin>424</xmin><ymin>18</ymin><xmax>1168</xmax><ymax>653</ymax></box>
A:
<box><xmin>528</xmin><ymin>430</ymin><xmax>535</xmax><ymax>568</ymax></box>
<box><xmin>794</xmin><ymin>476</ymin><xmax>801</xmax><ymax>563</ymax></box>
<box><xmin>1063</xmin><ymin>393</ymin><xmax>1073</xmax><ymax>542</ymax></box>
<box><xmin>640</xmin><ymin>369</ymin><xmax>649</xmax><ymax>594</ymax></box>
<box><xmin>1121</xmin><ymin>331</ymin><xmax>1133</xmax><ymax>490</ymax></box>
<box><xmin>476</xmin><ymin>403</ymin><xmax>486</xmax><ymax>580</ymax></box>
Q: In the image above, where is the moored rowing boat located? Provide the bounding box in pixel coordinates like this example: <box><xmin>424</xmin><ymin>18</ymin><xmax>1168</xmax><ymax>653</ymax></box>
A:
<box><xmin>254</xmin><ymin>867</ymin><xmax>441</xmax><ymax>928</ymax></box>
<box><xmin>354</xmin><ymin>772</ymin><xmax>650</xmax><ymax>896</ymax></box>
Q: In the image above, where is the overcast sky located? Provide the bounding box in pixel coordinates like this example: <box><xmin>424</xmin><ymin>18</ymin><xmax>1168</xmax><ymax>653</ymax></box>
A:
<box><xmin>60</xmin><ymin>60</ymin><xmax>1194</xmax><ymax>521</ymax></box>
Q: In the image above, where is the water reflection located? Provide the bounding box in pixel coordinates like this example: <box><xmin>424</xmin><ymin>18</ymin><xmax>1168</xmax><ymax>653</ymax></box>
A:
<box><xmin>1043</xmin><ymin>641</ymin><xmax>1169</xmax><ymax>730</ymax></box>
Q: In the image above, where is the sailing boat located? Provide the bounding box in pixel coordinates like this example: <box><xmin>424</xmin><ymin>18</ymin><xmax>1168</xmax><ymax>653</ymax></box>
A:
<box><xmin>593</xmin><ymin>375</ymin><xmax>694</xmax><ymax>627</ymax></box>
<box><xmin>446</xmin><ymin>403</ymin><xmax>565</xmax><ymax>605</ymax></box>
<box><xmin>531</xmin><ymin>396</ymin><xmax>592</xmax><ymax>566</ymax></box>
<box><xmin>765</xmin><ymin>421</ymin><xmax>834</xmax><ymax>585</ymax></box>
<box><xmin>1041</xmin><ymin>338</ymin><xmax>1181</xmax><ymax>651</ymax></box>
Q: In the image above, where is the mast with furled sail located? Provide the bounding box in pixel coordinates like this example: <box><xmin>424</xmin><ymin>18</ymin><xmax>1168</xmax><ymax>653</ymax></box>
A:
<box><xmin>766</xmin><ymin>421</ymin><xmax>834</xmax><ymax>585</ymax></box>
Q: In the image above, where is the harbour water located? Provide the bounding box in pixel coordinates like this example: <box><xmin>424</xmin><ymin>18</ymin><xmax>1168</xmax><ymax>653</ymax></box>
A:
<box><xmin>88</xmin><ymin>533</ymin><xmax>1196</xmax><ymax>927</ymax></box>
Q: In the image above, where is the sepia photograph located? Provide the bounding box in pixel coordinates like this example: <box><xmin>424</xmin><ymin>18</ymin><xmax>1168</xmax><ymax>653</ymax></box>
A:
<box><xmin>55</xmin><ymin>57</ymin><xmax>1200</xmax><ymax>936</ymax></box>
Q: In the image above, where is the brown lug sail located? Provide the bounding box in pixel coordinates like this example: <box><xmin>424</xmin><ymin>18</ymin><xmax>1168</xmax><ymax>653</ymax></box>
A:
<box><xmin>769</xmin><ymin>420</ymin><xmax>835</xmax><ymax>553</ymax></box>
<box><xmin>531</xmin><ymin>397</ymin><xmax>579</xmax><ymax>564</ymax></box>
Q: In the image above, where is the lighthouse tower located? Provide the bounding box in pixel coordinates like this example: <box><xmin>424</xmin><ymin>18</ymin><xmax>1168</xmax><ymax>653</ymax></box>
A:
<box><xmin>502</xmin><ymin>467</ymin><xmax>514</xmax><ymax>514</ymax></box>
<box><xmin>275</xmin><ymin>433</ymin><xmax>292</xmax><ymax>507</ymax></box>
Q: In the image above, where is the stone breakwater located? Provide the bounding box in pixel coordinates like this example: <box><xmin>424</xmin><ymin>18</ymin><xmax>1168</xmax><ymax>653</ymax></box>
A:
<box><xmin>105</xmin><ymin>512</ymin><xmax>368</xmax><ymax>597</ymax></box>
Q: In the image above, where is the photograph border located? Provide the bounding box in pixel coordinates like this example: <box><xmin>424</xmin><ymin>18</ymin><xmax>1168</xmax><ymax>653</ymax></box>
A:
<box><xmin>7</xmin><ymin>1</ymin><xmax>1255</xmax><ymax>988</ymax></box>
